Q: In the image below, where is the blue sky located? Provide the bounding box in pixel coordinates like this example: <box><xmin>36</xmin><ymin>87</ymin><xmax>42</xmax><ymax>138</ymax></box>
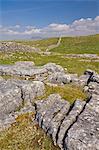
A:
<box><xmin>0</xmin><ymin>0</ymin><xmax>99</xmax><ymax>40</ymax></box>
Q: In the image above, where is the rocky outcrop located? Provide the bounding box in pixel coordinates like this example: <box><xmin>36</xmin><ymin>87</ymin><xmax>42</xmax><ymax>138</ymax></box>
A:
<box><xmin>0</xmin><ymin>61</ymin><xmax>91</xmax><ymax>86</ymax></box>
<box><xmin>0</xmin><ymin>79</ymin><xmax>45</xmax><ymax>130</ymax></box>
<box><xmin>66</xmin><ymin>94</ymin><xmax>99</xmax><ymax>150</ymax></box>
<box><xmin>0</xmin><ymin>42</ymin><xmax>40</xmax><ymax>52</ymax></box>
<box><xmin>0</xmin><ymin>61</ymin><xmax>99</xmax><ymax>149</ymax></box>
<box><xmin>34</xmin><ymin>69</ymin><xmax>99</xmax><ymax>150</ymax></box>
<box><xmin>0</xmin><ymin>62</ymin><xmax>65</xmax><ymax>81</ymax></box>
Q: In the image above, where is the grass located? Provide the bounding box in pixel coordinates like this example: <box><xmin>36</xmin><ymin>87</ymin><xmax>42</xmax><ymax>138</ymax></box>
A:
<box><xmin>0</xmin><ymin>51</ymin><xmax>99</xmax><ymax>75</ymax></box>
<box><xmin>50</xmin><ymin>34</ymin><xmax>99</xmax><ymax>54</ymax></box>
<box><xmin>37</xmin><ymin>84</ymin><xmax>87</xmax><ymax>104</ymax></box>
<box><xmin>0</xmin><ymin>113</ymin><xmax>60</xmax><ymax>150</ymax></box>
<box><xmin>15</xmin><ymin>37</ymin><xmax>59</xmax><ymax>51</ymax></box>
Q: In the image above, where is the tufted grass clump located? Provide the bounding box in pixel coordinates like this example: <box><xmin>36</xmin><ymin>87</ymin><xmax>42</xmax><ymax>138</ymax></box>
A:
<box><xmin>37</xmin><ymin>84</ymin><xmax>87</xmax><ymax>104</ymax></box>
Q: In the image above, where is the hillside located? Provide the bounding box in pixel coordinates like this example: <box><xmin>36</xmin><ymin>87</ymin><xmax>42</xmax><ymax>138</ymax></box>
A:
<box><xmin>51</xmin><ymin>34</ymin><xmax>99</xmax><ymax>54</ymax></box>
<box><xmin>15</xmin><ymin>34</ymin><xmax>99</xmax><ymax>54</ymax></box>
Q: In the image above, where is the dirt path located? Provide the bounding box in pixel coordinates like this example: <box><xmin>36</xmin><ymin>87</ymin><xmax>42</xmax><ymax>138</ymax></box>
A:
<box><xmin>45</xmin><ymin>36</ymin><xmax>62</xmax><ymax>52</ymax></box>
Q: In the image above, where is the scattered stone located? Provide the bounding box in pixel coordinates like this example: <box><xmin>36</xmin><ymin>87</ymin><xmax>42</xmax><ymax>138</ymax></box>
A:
<box><xmin>0</xmin><ymin>42</ymin><xmax>40</xmax><ymax>52</ymax></box>
<box><xmin>64</xmin><ymin>54</ymin><xmax>99</xmax><ymax>59</ymax></box>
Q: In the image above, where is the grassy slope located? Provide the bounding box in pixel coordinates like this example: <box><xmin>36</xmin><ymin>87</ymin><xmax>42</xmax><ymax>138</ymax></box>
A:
<box><xmin>16</xmin><ymin>37</ymin><xmax>58</xmax><ymax>51</ymax></box>
<box><xmin>50</xmin><ymin>34</ymin><xmax>99</xmax><ymax>54</ymax></box>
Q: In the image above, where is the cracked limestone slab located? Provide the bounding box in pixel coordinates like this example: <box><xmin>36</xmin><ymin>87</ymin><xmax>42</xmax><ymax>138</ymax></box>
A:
<box><xmin>41</xmin><ymin>98</ymin><xmax>69</xmax><ymax>132</ymax></box>
<box><xmin>35</xmin><ymin>94</ymin><xmax>62</xmax><ymax>127</ymax></box>
<box><xmin>65</xmin><ymin>94</ymin><xmax>99</xmax><ymax>150</ymax></box>
<box><xmin>47</xmin><ymin>101</ymin><xmax>70</xmax><ymax>145</ymax></box>
<box><xmin>57</xmin><ymin>100</ymin><xmax>86</xmax><ymax>150</ymax></box>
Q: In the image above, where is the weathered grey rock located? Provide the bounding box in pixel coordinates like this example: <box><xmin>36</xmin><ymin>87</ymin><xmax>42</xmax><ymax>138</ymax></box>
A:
<box><xmin>0</xmin><ymin>63</ymin><xmax>48</xmax><ymax>78</ymax></box>
<box><xmin>57</xmin><ymin>100</ymin><xmax>86</xmax><ymax>149</ymax></box>
<box><xmin>42</xmin><ymin>98</ymin><xmax>69</xmax><ymax>132</ymax></box>
<box><xmin>78</xmin><ymin>75</ymin><xmax>90</xmax><ymax>86</ymax></box>
<box><xmin>84</xmin><ymin>69</ymin><xmax>99</xmax><ymax>83</ymax></box>
<box><xmin>65</xmin><ymin>54</ymin><xmax>99</xmax><ymax>59</ymax></box>
<box><xmin>91</xmin><ymin>73</ymin><xmax>99</xmax><ymax>83</ymax></box>
<box><xmin>44</xmin><ymin>63</ymin><xmax>65</xmax><ymax>73</ymax></box>
<box><xmin>47</xmin><ymin>72</ymin><xmax>72</xmax><ymax>84</ymax></box>
<box><xmin>0</xmin><ymin>80</ymin><xmax>22</xmax><ymax>119</ymax></box>
<box><xmin>0</xmin><ymin>105</ymin><xmax>35</xmax><ymax>131</ymax></box>
<box><xmin>47</xmin><ymin>101</ymin><xmax>70</xmax><ymax>145</ymax></box>
<box><xmin>0</xmin><ymin>114</ymin><xmax>16</xmax><ymax>131</ymax></box>
<box><xmin>15</xmin><ymin>61</ymin><xmax>35</xmax><ymax>68</ymax></box>
<box><xmin>35</xmin><ymin>94</ymin><xmax>62</xmax><ymax>127</ymax></box>
<box><xmin>68</xmin><ymin>74</ymin><xmax>78</xmax><ymax>83</ymax></box>
<box><xmin>0</xmin><ymin>62</ymin><xmax>66</xmax><ymax>83</ymax></box>
<box><xmin>0</xmin><ymin>79</ymin><xmax>45</xmax><ymax>120</ymax></box>
<box><xmin>87</xmin><ymin>82</ymin><xmax>99</xmax><ymax>95</ymax></box>
<box><xmin>8</xmin><ymin>79</ymin><xmax>45</xmax><ymax>105</ymax></box>
<box><xmin>65</xmin><ymin>94</ymin><xmax>99</xmax><ymax>150</ymax></box>
<box><xmin>84</xmin><ymin>69</ymin><xmax>95</xmax><ymax>76</ymax></box>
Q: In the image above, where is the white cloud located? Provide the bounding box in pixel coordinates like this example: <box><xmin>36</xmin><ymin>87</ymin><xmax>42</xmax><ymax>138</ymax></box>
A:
<box><xmin>0</xmin><ymin>16</ymin><xmax>99</xmax><ymax>40</ymax></box>
<box><xmin>23</xmin><ymin>28</ymin><xmax>41</xmax><ymax>35</ymax></box>
<box><xmin>48</xmin><ymin>23</ymin><xmax>70</xmax><ymax>32</ymax></box>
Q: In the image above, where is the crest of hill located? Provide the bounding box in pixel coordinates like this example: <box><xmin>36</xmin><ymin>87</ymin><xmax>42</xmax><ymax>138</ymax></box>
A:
<box><xmin>14</xmin><ymin>34</ymin><xmax>99</xmax><ymax>54</ymax></box>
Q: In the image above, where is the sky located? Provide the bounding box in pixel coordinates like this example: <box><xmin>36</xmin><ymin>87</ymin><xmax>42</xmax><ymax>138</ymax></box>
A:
<box><xmin>0</xmin><ymin>0</ymin><xmax>99</xmax><ymax>40</ymax></box>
